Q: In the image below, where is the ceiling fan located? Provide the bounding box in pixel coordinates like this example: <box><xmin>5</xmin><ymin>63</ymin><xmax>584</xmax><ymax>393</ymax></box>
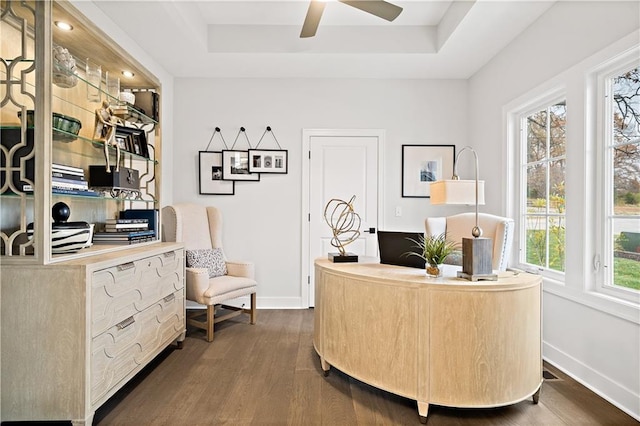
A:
<box><xmin>300</xmin><ymin>0</ymin><xmax>403</xmax><ymax>38</ymax></box>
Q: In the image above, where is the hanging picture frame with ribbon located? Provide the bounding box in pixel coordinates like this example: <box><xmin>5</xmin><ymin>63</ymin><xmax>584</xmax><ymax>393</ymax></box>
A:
<box><xmin>222</xmin><ymin>127</ymin><xmax>260</xmax><ymax>181</ymax></box>
<box><xmin>199</xmin><ymin>127</ymin><xmax>235</xmax><ymax>195</ymax></box>
<box><xmin>248</xmin><ymin>126</ymin><xmax>288</xmax><ymax>174</ymax></box>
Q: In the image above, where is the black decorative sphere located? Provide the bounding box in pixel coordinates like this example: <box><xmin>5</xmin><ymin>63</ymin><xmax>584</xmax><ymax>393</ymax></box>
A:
<box><xmin>52</xmin><ymin>202</ymin><xmax>71</xmax><ymax>223</ymax></box>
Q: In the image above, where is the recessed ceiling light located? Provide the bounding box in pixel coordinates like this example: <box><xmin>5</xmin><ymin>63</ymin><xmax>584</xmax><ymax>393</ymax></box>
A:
<box><xmin>122</xmin><ymin>70</ymin><xmax>135</xmax><ymax>78</ymax></box>
<box><xmin>54</xmin><ymin>21</ymin><xmax>73</xmax><ymax>31</ymax></box>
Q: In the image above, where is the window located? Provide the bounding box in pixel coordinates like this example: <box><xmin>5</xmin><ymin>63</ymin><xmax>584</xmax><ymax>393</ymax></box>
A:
<box><xmin>599</xmin><ymin>64</ymin><xmax>640</xmax><ymax>297</ymax></box>
<box><xmin>519</xmin><ymin>100</ymin><xmax>567</xmax><ymax>275</ymax></box>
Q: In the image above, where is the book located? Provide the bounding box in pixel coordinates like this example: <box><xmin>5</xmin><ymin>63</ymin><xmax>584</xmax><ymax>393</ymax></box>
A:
<box><xmin>52</xmin><ymin>163</ymin><xmax>84</xmax><ymax>174</ymax></box>
<box><xmin>52</xmin><ymin>171</ymin><xmax>86</xmax><ymax>181</ymax></box>
<box><xmin>120</xmin><ymin>209</ymin><xmax>159</xmax><ymax>240</ymax></box>
<box><xmin>104</xmin><ymin>226</ymin><xmax>149</xmax><ymax>233</ymax></box>
<box><xmin>52</xmin><ymin>183</ymin><xmax>89</xmax><ymax>190</ymax></box>
<box><xmin>93</xmin><ymin>235</ymin><xmax>155</xmax><ymax>245</ymax></box>
<box><xmin>105</xmin><ymin>218</ymin><xmax>148</xmax><ymax>224</ymax></box>
<box><xmin>93</xmin><ymin>229</ymin><xmax>155</xmax><ymax>239</ymax></box>
<box><xmin>52</xmin><ymin>188</ymin><xmax>100</xmax><ymax>197</ymax></box>
<box><xmin>52</xmin><ymin>179</ymin><xmax>89</xmax><ymax>190</ymax></box>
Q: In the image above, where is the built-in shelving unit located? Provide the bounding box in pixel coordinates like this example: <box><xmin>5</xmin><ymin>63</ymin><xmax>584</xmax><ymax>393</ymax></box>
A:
<box><xmin>1</xmin><ymin>3</ymin><xmax>186</xmax><ymax>425</ymax></box>
<box><xmin>1</xmin><ymin>0</ymin><xmax>162</xmax><ymax>263</ymax></box>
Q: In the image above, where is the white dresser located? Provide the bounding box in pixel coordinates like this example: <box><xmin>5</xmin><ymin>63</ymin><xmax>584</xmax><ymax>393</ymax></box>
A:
<box><xmin>1</xmin><ymin>243</ymin><xmax>186</xmax><ymax>425</ymax></box>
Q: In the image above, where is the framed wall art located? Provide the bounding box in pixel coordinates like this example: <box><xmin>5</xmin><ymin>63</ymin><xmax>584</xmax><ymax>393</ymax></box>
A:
<box><xmin>222</xmin><ymin>150</ymin><xmax>260</xmax><ymax>181</ymax></box>
<box><xmin>199</xmin><ymin>151</ymin><xmax>235</xmax><ymax>195</ymax></box>
<box><xmin>401</xmin><ymin>144</ymin><xmax>455</xmax><ymax>198</ymax></box>
<box><xmin>248</xmin><ymin>149</ymin><xmax>288</xmax><ymax>174</ymax></box>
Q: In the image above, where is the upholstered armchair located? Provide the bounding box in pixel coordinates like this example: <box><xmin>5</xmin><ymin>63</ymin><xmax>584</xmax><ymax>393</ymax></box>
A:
<box><xmin>425</xmin><ymin>212</ymin><xmax>514</xmax><ymax>271</ymax></box>
<box><xmin>162</xmin><ymin>203</ymin><xmax>257</xmax><ymax>342</ymax></box>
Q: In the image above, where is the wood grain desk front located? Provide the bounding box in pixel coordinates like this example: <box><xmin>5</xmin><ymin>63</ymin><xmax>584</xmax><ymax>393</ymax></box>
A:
<box><xmin>313</xmin><ymin>258</ymin><xmax>543</xmax><ymax>422</ymax></box>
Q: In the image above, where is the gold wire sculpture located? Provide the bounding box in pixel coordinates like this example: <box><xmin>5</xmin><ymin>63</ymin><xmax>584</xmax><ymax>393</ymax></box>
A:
<box><xmin>323</xmin><ymin>195</ymin><xmax>361</xmax><ymax>256</ymax></box>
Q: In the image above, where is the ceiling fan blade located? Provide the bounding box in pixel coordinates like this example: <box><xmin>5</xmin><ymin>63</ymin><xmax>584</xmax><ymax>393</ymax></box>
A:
<box><xmin>339</xmin><ymin>0</ymin><xmax>403</xmax><ymax>22</ymax></box>
<box><xmin>300</xmin><ymin>1</ymin><xmax>326</xmax><ymax>38</ymax></box>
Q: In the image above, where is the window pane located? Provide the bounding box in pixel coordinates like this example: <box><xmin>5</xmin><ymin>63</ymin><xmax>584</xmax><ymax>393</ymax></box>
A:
<box><xmin>522</xmin><ymin>100</ymin><xmax>566</xmax><ymax>275</ymax></box>
<box><xmin>549</xmin><ymin>215</ymin><xmax>566</xmax><ymax>272</ymax></box>
<box><xmin>526</xmin><ymin>216</ymin><xmax>548</xmax><ymax>268</ymax></box>
<box><xmin>613</xmin><ymin>144</ymin><xmax>639</xmax><ymax>216</ymax></box>
<box><xmin>607</xmin><ymin>66</ymin><xmax>639</xmax><ymax>294</ymax></box>
<box><xmin>550</xmin><ymin>103</ymin><xmax>567</xmax><ymax>158</ymax></box>
<box><xmin>613</xmin><ymin>218</ymin><xmax>640</xmax><ymax>290</ymax></box>
<box><xmin>549</xmin><ymin>159</ymin><xmax>566</xmax><ymax>214</ymax></box>
<box><xmin>527</xmin><ymin>164</ymin><xmax>547</xmax><ymax>204</ymax></box>
<box><xmin>527</xmin><ymin>110</ymin><xmax>547</xmax><ymax>163</ymax></box>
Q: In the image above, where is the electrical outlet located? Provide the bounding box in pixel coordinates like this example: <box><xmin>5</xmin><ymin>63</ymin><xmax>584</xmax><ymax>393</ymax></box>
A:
<box><xmin>395</xmin><ymin>206</ymin><xmax>402</xmax><ymax>217</ymax></box>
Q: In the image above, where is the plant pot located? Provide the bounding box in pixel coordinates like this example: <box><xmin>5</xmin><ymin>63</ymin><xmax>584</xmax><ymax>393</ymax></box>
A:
<box><xmin>426</xmin><ymin>264</ymin><xmax>443</xmax><ymax>278</ymax></box>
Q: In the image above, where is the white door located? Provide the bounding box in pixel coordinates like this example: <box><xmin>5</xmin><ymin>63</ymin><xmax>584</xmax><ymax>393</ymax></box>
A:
<box><xmin>302</xmin><ymin>129</ymin><xmax>383</xmax><ymax>307</ymax></box>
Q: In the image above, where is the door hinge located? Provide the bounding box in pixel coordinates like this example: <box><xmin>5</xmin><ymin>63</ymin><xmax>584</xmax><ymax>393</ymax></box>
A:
<box><xmin>308</xmin><ymin>213</ymin><xmax>310</xmax><ymax>222</ymax></box>
<box><xmin>308</xmin><ymin>151</ymin><xmax>311</xmax><ymax>159</ymax></box>
<box><xmin>308</xmin><ymin>275</ymin><xmax>310</xmax><ymax>284</ymax></box>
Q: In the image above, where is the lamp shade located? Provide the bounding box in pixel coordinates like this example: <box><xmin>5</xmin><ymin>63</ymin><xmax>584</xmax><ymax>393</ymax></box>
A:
<box><xmin>430</xmin><ymin>180</ymin><xmax>485</xmax><ymax>205</ymax></box>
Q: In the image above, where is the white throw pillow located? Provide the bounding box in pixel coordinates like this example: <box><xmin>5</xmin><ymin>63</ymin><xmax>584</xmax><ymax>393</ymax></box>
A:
<box><xmin>186</xmin><ymin>248</ymin><xmax>227</xmax><ymax>278</ymax></box>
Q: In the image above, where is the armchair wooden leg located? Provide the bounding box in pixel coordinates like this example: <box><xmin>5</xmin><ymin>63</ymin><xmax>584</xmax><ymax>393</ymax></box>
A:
<box><xmin>206</xmin><ymin>304</ymin><xmax>215</xmax><ymax>342</ymax></box>
<box><xmin>250</xmin><ymin>293</ymin><xmax>257</xmax><ymax>325</ymax></box>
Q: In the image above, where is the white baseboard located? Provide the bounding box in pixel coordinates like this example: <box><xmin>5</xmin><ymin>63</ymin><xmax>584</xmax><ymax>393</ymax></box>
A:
<box><xmin>543</xmin><ymin>341</ymin><xmax>640</xmax><ymax>421</ymax></box>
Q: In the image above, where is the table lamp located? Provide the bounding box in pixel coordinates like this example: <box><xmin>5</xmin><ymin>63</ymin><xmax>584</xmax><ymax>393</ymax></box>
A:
<box><xmin>430</xmin><ymin>146</ymin><xmax>497</xmax><ymax>281</ymax></box>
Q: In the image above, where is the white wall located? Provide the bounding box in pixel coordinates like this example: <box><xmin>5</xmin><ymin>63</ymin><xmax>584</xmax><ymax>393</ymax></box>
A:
<box><xmin>172</xmin><ymin>78</ymin><xmax>469</xmax><ymax>307</ymax></box>
<box><xmin>468</xmin><ymin>1</ymin><xmax>640</xmax><ymax>420</ymax></box>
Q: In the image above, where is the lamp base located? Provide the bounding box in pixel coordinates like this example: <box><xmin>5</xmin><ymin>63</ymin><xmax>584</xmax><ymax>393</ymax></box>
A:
<box><xmin>461</xmin><ymin>237</ymin><xmax>494</xmax><ymax>280</ymax></box>
<box><xmin>457</xmin><ymin>271</ymin><xmax>498</xmax><ymax>282</ymax></box>
<box><xmin>328</xmin><ymin>252</ymin><xmax>358</xmax><ymax>263</ymax></box>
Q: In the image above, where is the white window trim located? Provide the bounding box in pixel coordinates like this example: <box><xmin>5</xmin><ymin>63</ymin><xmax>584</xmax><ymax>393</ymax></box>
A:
<box><xmin>508</xmin><ymin>88</ymin><xmax>567</xmax><ymax>284</ymax></box>
<box><xmin>503</xmin><ymin>30</ymin><xmax>640</xmax><ymax>324</ymax></box>
<box><xmin>592</xmin><ymin>47</ymin><xmax>640</xmax><ymax>305</ymax></box>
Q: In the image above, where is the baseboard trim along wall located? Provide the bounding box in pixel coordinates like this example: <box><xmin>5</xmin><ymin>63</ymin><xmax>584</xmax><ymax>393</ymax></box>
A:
<box><xmin>543</xmin><ymin>342</ymin><xmax>640</xmax><ymax>421</ymax></box>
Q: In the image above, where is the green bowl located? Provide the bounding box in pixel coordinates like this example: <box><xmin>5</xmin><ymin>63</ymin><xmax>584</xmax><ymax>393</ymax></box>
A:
<box><xmin>17</xmin><ymin>110</ymin><xmax>82</xmax><ymax>143</ymax></box>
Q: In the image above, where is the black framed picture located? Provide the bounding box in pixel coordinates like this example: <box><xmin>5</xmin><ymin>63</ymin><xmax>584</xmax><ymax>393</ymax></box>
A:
<box><xmin>401</xmin><ymin>144</ymin><xmax>455</xmax><ymax>198</ymax></box>
<box><xmin>115</xmin><ymin>125</ymin><xmax>149</xmax><ymax>158</ymax></box>
<box><xmin>222</xmin><ymin>150</ymin><xmax>260</xmax><ymax>181</ymax></box>
<box><xmin>199</xmin><ymin>151</ymin><xmax>235</xmax><ymax>195</ymax></box>
<box><xmin>248</xmin><ymin>149</ymin><xmax>288</xmax><ymax>174</ymax></box>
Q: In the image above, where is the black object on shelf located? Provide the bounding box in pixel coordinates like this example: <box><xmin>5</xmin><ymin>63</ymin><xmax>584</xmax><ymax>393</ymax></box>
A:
<box><xmin>88</xmin><ymin>165</ymin><xmax>140</xmax><ymax>190</ymax></box>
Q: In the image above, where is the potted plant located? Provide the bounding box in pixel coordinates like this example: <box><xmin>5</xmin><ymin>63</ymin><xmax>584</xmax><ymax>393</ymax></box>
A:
<box><xmin>406</xmin><ymin>233</ymin><xmax>459</xmax><ymax>277</ymax></box>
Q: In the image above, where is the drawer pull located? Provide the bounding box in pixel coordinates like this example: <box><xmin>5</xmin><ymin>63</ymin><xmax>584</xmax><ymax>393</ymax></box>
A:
<box><xmin>163</xmin><ymin>294</ymin><xmax>176</xmax><ymax>303</ymax></box>
<box><xmin>116</xmin><ymin>316</ymin><xmax>135</xmax><ymax>330</ymax></box>
<box><xmin>162</xmin><ymin>251</ymin><xmax>176</xmax><ymax>259</ymax></box>
<box><xmin>117</xmin><ymin>262</ymin><xmax>136</xmax><ymax>271</ymax></box>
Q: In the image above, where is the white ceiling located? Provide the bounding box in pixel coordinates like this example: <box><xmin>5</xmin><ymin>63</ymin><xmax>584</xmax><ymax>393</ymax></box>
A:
<box><xmin>93</xmin><ymin>0</ymin><xmax>556</xmax><ymax>79</ymax></box>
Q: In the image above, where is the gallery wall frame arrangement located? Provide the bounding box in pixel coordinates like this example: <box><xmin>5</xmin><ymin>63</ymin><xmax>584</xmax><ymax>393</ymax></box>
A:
<box><xmin>402</xmin><ymin>144</ymin><xmax>455</xmax><ymax>198</ymax></box>
<box><xmin>199</xmin><ymin>151</ymin><xmax>235</xmax><ymax>195</ymax></box>
<box><xmin>222</xmin><ymin>127</ymin><xmax>260</xmax><ymax>181</ymax></box>
<box><xmin>199</xmin><ymin>127</ymin><xmax>235</xmax><ymax>195</ymax></box>
<box><xmin>199</xmin><ymin>126</ymin><xmax>288</xmax><ymax>195</ymax></box>
<box><xmin>248</xmin><ymin>126</ymin><xmax>288</xmax><ymax>174</ymax></box>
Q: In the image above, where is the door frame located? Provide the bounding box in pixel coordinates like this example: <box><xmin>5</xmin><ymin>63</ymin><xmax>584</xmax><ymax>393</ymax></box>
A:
<box><xmin>301</xmin><ymin>128</ymin><xmax>386</xmax><ymax>308</ymax></box>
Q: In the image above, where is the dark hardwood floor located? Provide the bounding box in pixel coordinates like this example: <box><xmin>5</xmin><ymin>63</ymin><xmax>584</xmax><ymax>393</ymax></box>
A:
<box><xmin>95</xmin><ymin>309</ymin><xmax>638</xmax><ymax>425</ymax></box>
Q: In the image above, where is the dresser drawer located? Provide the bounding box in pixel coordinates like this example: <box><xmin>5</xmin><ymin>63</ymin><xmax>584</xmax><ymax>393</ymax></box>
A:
<box><xmin>91</xmin><ymin>249</ymin><xmax>184</xmax><ymax>337</ymax></box>
<box><xmin>91</xmin><ymin>289</ymin><xmax>185</xmax><ymax>405</ymax></box>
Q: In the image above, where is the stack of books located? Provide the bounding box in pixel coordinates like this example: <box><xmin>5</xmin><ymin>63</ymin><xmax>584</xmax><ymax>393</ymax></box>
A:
<box><xmin>51</xmin><ymin>163</ymin><xmax>98</xmax><ymax>196</ymax></box>
<box><xmin>93</xmin><ymin>218</ymin><xmax>155</xmax><ymax>244</ymax></box>
<box><xmin>22</xmin><ymin>163</ymin><xmax>99</xmax><ymax>196</ymax></box>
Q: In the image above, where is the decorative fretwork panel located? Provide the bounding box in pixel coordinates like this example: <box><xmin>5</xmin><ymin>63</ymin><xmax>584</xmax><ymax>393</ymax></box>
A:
<box><xmin>1</xmin><ymin>0</ymin><xmax>37</xmax><ymax>256</ymax></box>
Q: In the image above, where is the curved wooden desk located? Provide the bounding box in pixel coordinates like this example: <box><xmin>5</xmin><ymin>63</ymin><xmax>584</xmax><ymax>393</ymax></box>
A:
<box><xmin>314</xmin><ymin>258</ymin><xmax>542</xmax><ymax>422</ymax></box>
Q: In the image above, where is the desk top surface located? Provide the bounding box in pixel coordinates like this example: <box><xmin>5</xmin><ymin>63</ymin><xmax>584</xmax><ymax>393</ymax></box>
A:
<box><xmin>315</xmin><ymin>257</ymin><xmax>541</xmax><ymax>290</ymax></box>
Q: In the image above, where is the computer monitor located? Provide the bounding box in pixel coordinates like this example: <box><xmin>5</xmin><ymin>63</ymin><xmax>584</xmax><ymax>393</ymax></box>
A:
<box><xmin>377</xmin><ymin>230</ymin><xmax>426</xmax><ymax>269</ymax></box>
